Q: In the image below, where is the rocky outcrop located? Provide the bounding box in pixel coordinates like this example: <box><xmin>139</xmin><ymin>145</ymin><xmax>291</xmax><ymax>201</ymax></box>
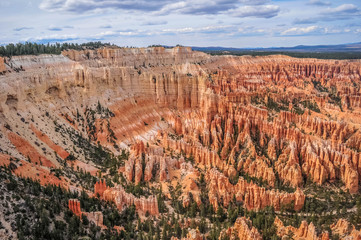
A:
<box><xmin>274</xmin><ymin>217</ymin><xmax>361</xmax><ymax>240</ymax></box>
<box><xmin>206</xmin><ymin>168</ymin><xmax>305</xmax><ymax>211</ymax></box>
<box><xmin>171</xmin><ymin>228</ymin><xmax>203</xmax><ymax>240</ymax></box>
<box><xmin>95</xmin><ymin>181</ymin><xmax>159</xmax><ymax>215</ymax></box>
<box><xmin>179</xmin><ymin>162</ymin><xmax>201</xmax><ymax>207</ymax></box>
<box><xmin>219</xmin><ymin>217</ymin><xmax>262</xmax><ymax>240</ymax></box>
<box><xmin>274</xmin><ymin>217</ymin><xmax>329</xmax><ymax>240</ymax></box>
<box><xmin>122</xmin><ymin>145</ymin><xmax>183</xmax><ymax>184</ymax></box>
<box><xmin>68</xmin><ymin>199</ymin><xmax>105</xmax><ymax>228</ymax></box>
<box><xmin>162</xmin><ymin>134</ymin><xmax>225</xmax><ymax>171</ymax></box>
<box><xmin>68</xmin><ymin>199</ymin><xmax>82</xmax><ymax>216</ymax></box>
<box><xmin>94</xmin><ymin>179</ymin><xmax>108</xmax><ymax>197</ymax></box>
<box><xmin>331</xmin><ymin>219</ymin><xmax>361</xmax><ymax>240</ymax></box>
<box><xmin>275</xmin><ymin>142</ymin><xmax>303</xmax><ymax>187</ymax></box>
<box><xmin>0</xmin><ymin>57</ymin><xmax>6</xmax><ymax>73</ymax></box>
<box><xmin>238</xmin><ymin>156</ymin><xmax>276</xmax><ymax>187</ymax></box>
<box><xmin>185</xmin><ymin>229</ymin><xmax>203</xmax><ymax>240</ymax></box>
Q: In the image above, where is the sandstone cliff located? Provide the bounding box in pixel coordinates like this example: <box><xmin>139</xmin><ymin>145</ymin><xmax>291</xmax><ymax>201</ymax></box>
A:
<box><xmin>219</xmin><ymin>217</ymin><xmax>262</xmax><ymax>240</ymax></box>
<box><xmin>68</xmin><ymin>199</ymin><xmax>106</xmax><ymax>228</ymax></box>
<box><xmin>206</xmin><ymin>168</ymin><xmax>305</xmax><ymax>211</ymax></box>
<box><xmin>94</xmin><ymin>180</ymin><xmax>159</xmax><ymax>216</ymax></box>
<box><xmin>274</xmin><ymin>217</ymin><xmax>361</xmax><ymax>240</ymax></box>
<box><xmin>331</xmin><ymin>219</ymin><xmax>361</xmax><ymax>240</ymax></box>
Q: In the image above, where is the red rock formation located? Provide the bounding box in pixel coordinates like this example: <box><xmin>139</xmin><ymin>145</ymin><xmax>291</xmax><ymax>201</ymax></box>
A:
<box><xmin>162</xmin><ymin>134</ymin><xmax>225</xmax><ymax>170</ymax></box>
<box><xmin>220</xmin><ymin>217</ymin><xmax>262</xmax><ymax>240</ymax></box>
<box><xmin>275</xmin><ymin>142</ymin><xmax>303</xmax><ymax>187</ymax></box>
<box><xmin>174</xmin><ymin>116</ymin><xmax>183</xmax><ymax>135</ymax></box>
<box><xmin>274</xmin><ymin>217</ymin><xmax>329</xmax><ymax>240</ymax></box>
<box><xmin>134</xmin><ymin>160</ymin><xmax>143</xmax><ymax>185</ymax></box>
<box><xmin>68</xmin><ymin>199</ymin><xmax>82</xmax><ymax>216</ymax></box>
<box><xmin>69</xmin><ymin>199</ymin><xmax>106</xmax><ymax>228</ymax></box>
<box><xmin>131</xmin><ymin>141</ymin><xmax>146</xmax><ymax>157</ymax></box>
<box><xmin>206</xmin><ymin>168</ymin><xmax>305</xmax><ymax>211</ymax></box>
<box><xmin>124</xmin><ymin>157</ymin><xmax>135</xmax><ymax>182</ymax></box>
<box><xmin>94</xmin><ymin>179</ymin><xmax>108</xmax><ymax>197</ymax></box>
<box><xmin>238</xmin><ymin>156</ymin><xmax>276</xmax><ymax>187</ymax></box>
<box><xmin>275</xmin><ymin>217</ymin><xmax>361</xmax><ymax>240</ymax></box>
<box><xmin>102</xmin><ymin>185</ymin><xmax>159</xmax><ymax>215</ymax></box>
<box><xmin>95</xmin><ymin>181</ymin><xmax>159</xmax><ymax>215</ymax></box>
<box><xmin>186</xmin><ymin>229</ymin><xmax>203</xmax><ymax>240</ymax></box>
<box><xmin>331</xmin><ymin>219</ymin><xmax>361</xmax><ymax>240</ymax></box>
<box><xmin>180</xmin><ymin>162</ymin><xmax>201</xmax><ymax>207</ymax></box>
<box><xmin>0</xmin><ymin>57</ymin><xmax>6</xmax><ymax>73</ymax></box>
<box><xmin>0</xmin><ymin>153</ymin><xmax>11</xmax><ymax>167</ymax></box>
<box><xmin>143</xmin><ymin>156</ymin><xmax>154</xmax><ymax>182</ymax></box>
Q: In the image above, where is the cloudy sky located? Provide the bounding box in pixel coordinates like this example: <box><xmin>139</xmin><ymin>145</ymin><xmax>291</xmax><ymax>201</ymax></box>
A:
<box><xmin>1</xmin><ymin>0</ymin><xmax>361</xmax><ymax>48</ymax></box>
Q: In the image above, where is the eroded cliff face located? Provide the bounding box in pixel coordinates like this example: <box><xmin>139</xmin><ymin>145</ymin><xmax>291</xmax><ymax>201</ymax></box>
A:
<box><xmin>68</xmin><ymin>199</ymin><xmax>107</xmax><ymax>229</ymax></box>
<box><xmin>274</xmin><ymin>216</ymin><xmax>328</xmax><ymax>240</ymax></box>
<box><xmin>219</xmin><ymin>217</ymin><xmax>262</xmax><ymax>240</ymax></box>
<box><xmin>95</xmin><ymin>180</ymin><xmax>159</xmax><ymax>216</ymax></box>
<box><xmin>275</xmin><ymin>217</ymin><xmax>361</xmax><ymax>240</ymax></box>
<box><xmin>206</xmin><ymin>168</ymin><xmax>305</xmax><ymax>211</ymax></box>
<box><xmin>1</xmin><ymin>47</ymin><xmax>361</xmax><ymax>238</ymax></box>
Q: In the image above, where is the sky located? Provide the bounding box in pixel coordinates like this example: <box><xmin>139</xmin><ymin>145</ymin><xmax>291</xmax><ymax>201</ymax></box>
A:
<box><xmin>0</xmin><ymin>0</ymin><xmax>361</xmax><ymax>48</ymax></box>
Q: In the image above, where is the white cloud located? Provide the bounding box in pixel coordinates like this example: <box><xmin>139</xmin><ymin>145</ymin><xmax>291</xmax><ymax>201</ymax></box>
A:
<box><xmin>40</xmin><ymin>0</ymin><xmax>171</xmax><ymax>13</ymax></box>
<box><xmin>322</xmin><ymin>4</ymin><xmax>360</xmax><ymax>15</ymax></box>
<box><xmin>24</xmin><ymin>34</ymin><xmax>79</xmax><ymax>42</ymax></box>
<box><xmin>280</xmin><ymin>26</ymin><xmax>351</xmax><ymax>36</ymax></box>
<box><xmin>229</xmin><ymin>5</ymin><xmax>280</xmax><ymax>18</ymax></box>
<box><xmin>162</xmin><ymin>25</ymin><xmax>233</xmax><ymax>34</ymax></box>
<box><xmin>39</xmin><ymin>0</ymin><xmax>280</xmax><ymax>18</ymax></box>
<box><xmin>94</xmin><ymin>31</ymin><xmax>119</xmax><ymax>37</ymax></box>
<box><xmin>94</xmin><ymin>30</ymin><xmax>145</xmax><ymax>38</ymax></box>
<box><xmin>281</xmin><ymin>26</ymin><xmax>320</xmax><ymax>35</ymax></box>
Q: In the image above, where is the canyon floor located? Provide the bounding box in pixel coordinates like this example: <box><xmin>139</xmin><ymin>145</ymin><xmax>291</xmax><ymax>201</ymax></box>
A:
<box><xmin>0</xmin><ymin>46</ymin><xmax>361</xmax><ymax>240</ymax></box>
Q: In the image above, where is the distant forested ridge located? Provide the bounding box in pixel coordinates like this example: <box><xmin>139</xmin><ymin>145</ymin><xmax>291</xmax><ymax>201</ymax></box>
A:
<box><xmin>199</xmin><ymin>50</ymin><xmax>361</xmax><ymax>60</ymax></box>
<box><xmin>0</xmin><ymin>41</ymin><xmax>115</xmax><ymax>57</ymax></box>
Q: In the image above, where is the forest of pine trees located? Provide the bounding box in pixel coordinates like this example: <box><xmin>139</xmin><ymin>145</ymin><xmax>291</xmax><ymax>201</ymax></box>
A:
<box><xmin>0</xmin><ymin>41</ymin><xmax>114</xmax><ymax>57</ymax></box>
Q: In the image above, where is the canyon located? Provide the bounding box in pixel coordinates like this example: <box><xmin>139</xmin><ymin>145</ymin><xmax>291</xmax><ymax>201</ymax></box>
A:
<box><xmin>1</xmin><ymin>46</ymin><xmax>361</xmax><ymax>239</ymax></box>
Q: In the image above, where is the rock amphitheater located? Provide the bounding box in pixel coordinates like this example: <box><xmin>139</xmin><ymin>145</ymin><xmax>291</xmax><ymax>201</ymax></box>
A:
<box><xmin>1</xmin><ymin>46</ymin><xmax>361</xmax><ymax>239</ymax></box>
